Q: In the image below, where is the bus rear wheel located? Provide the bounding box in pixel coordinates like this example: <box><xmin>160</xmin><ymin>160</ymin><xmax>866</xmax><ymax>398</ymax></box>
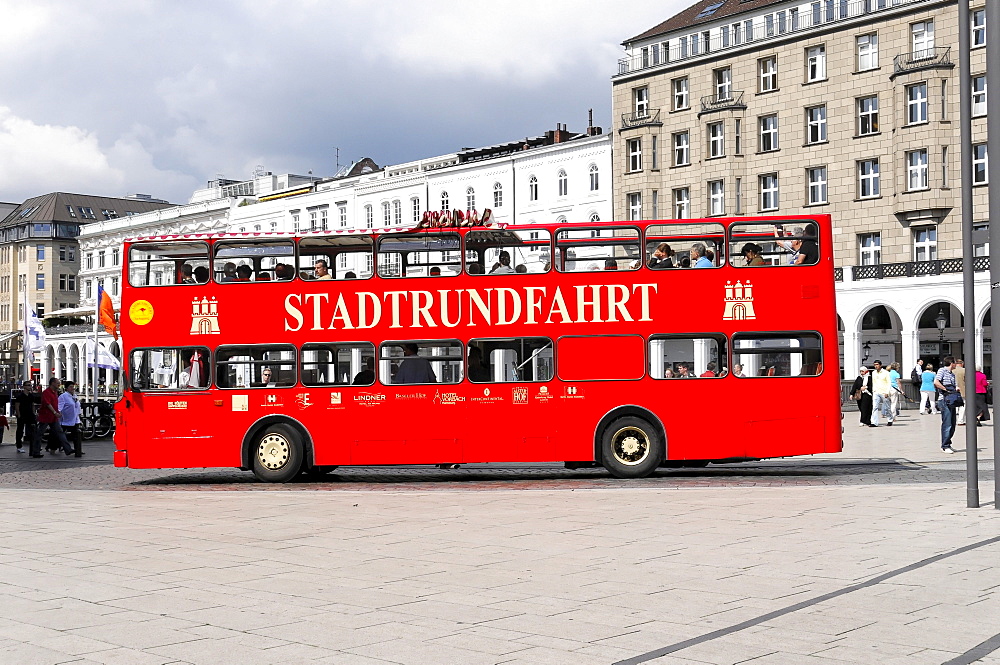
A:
<box><xmin>251</xmin><ymin>424</ymin><xmax>303</xmax><ymax>483</ymax></box>
<box><xmin>601</xmin><ymin>416</ymin><xmax>662</xmax><ymax>479</ymax></box>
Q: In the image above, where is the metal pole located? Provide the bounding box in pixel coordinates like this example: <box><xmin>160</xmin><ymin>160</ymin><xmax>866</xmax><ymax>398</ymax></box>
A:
<box><xmin>987</xmin><ymin>0</ymin><xmax>1000</xmax><ymax>509</ymax></box>
<box><xmin>959</xmin><ymin>0</ymin><xmax>979</xmax><ymax>508</ymax></box>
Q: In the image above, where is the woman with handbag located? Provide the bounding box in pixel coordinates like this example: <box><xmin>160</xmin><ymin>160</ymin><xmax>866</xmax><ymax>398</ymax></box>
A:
<box><xmin>850</xmin><ymin>366</ymin><xmax>874</xmax><ymax>427</ymax></box>
<box><xmin>975</xmin><ymin>366</ymin><xmax>991</xmax><ymax>426</ymax></box>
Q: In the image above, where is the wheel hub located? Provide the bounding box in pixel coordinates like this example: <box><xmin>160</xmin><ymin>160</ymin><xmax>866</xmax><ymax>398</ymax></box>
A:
<box><xmin>258</xmin><ymin>433</ymin><xmax>290</xmax><ymax>470</ymax></box>
<box><xmin>612</xmin><ymin>426</ymin><xmax>650</xmax><ymax>466</ymax></box>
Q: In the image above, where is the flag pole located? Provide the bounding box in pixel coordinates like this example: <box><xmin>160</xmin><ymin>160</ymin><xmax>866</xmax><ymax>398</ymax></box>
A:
<box><xmin>21</xmin><ymin>285</ymin><xmax>28</xmax><ymax>383</ymax></box>
<box><xmin>92</xmin><ymin>286</ymin><xmax>100</xmax><ymax>403</ymax></box>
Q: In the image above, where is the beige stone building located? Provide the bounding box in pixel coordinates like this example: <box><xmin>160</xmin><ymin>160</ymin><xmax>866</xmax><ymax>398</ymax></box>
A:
<box><xmin>613</xmin><ymin>0</ymin><xmax>991</xmax><ymax>376</ymax></box>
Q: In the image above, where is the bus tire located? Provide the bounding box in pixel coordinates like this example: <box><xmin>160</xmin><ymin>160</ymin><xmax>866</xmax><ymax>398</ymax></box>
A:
<box><xmin>251</xmin><ymin>424</ymin><xmax>303</xmax><ymax>483</ymax></box>
<box><xmin>601</xmin><ymin>416</ymin><xmax>662</xmax><ymax>479</ymax></box>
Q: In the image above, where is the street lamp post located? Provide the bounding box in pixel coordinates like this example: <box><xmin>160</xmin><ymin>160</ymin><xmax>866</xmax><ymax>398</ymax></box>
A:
<box><xmin>936</xmin><ymin>307</ymin><xmax>947</xmax><ymax>343</ymax></box>
<box><xmin>862</xmin><ymin>341</ymin><xmax>871</xmax><ymax>363</ymax></box>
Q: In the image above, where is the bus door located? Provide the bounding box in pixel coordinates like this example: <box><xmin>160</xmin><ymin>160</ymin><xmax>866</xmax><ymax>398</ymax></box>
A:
<box><xmin>125</xmin><ymin>346</ymin><xmax>227</xmax><ymax>467</ymax></box>
<box><xmin>465</xmin><ymin>337</ymin><xmax>555</xmax><ymax>463</ymax></box>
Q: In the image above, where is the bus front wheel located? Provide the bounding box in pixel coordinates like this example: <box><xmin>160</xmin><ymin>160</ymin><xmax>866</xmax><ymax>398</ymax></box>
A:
<box><xmin>601</xmin><ymin>416</ymin><xmax>662</xmax><ymax>479</ymax></box>
<box><xmin>251</xmin><ymin>424</ymin><xmax>303</xmax><ymax>483</ymax></box>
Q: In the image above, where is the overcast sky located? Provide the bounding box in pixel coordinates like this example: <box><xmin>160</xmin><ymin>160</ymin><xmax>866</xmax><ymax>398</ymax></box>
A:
<box><xmin>0</xmin><ymin>1</ymin><xmax>686</xmax><ymax>205</ymax></box>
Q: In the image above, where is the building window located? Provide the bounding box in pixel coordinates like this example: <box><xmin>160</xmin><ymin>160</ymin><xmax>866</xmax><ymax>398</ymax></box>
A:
<box><xmin>652</xmin><ymin>190</ymin><xmax>659</xmax><ymax>219</ymax></box>
<box><xmin>111</xmin><ymin>248</ymin><xmax>119</xmax><ymax>265</ymax></box>
<box><xmin>111</xmin><ymin>276</ymin><xmax>119</xmax><ymax>295</ymax></box>
<box><xmin>732</xmin><ymin>22</ymin><xmax>742</xmax><ymax>45</ymax></box>
<box><xmin>907</xmin><ymin>149</ymin><xmax>929</xmax><ymax>191</ymax></box>
<box><xmin>85</xmin><ymin>279</ymin><xmax>92</xmax><ymax>299</ymax></box>
<box><xmin>673</xmin><ymin>77</ymin><xmax>689</xmax><ymax>110</ymax></box>
<box><xmin>974</xmin><ymin>222</ymin><xmax>989</xmax><ymax>256</ymax></box>
<box><xmin>557</xmin><ymin>170</ymin><xmax>568</xmax><ymax>197</ymax></box>
<box><xmin>589</xmin><ymin>165</ymin><xmax>599</xmax><ymax>191</ymax></box>
<box><xmin>734</xmin><ymin>119</ymin><xmax>742</xmax><ymax>155</ymax></box>
<box><xmin>972</xmin><ymin>75</ymin><xmax>987</xmax><ymax>117</ymax></box>
<box><xmin>66</xmin><ymin>205</ymin><xmax>76</xmax><ymax>218</ymax></box>
<box><xmin>806</xmin><ymin>106</ymin><xmax>827</xmax><ymax>144</ymax></box>
<box><xmin>906</xmin><ymin>83</ymin><xmax>928</xmax><ymax>124</ymax></box>
<box><xmin>709</xmin><ymin>180</ymin><xmax>725</xmax><ymax>215</ymax></box>
<box><xmin>858</xmin><ymin>159</ymin><xmax>881</xmax><ymax>198</ymax></box>
<box><xmin>627</xmin><ymin>138</ymin><xmax>642</xmax><ymax>172</ymax></box>
<box><xmin>634</xmin><ymin>87</ymin><xmax>649</xmax><ymax>118</ymax></box>
<box><xmin>857</xmin><ymin>34</ymin><xmax>878</xmax><ymax>71</ymax></box>
<box><xmin>673</xmin><ymin>188</ymin><xmax>690</xmax><ymax>219</ymax></box>
<box><xmin>68</xmin><ymin>275</ymin><xmax>76</xmax><ymax>291</ymax></box>
<box><xmin>807</xmin><ymin>166</ymin><xmax>828</xmax><ymax>204</ymax></box>
<box><xmin>913</xmin><ymin>226</ymin><xmax>937</xmax><ymax>261</ymax></box>
<box><xmin>911</xmin><ymin>20</ymin><xmax>935</xmax><ymax>59</ymax></box>
<box><xmin>714</xmin><ymin>67</ymin><xmax>732</xmax><ymax>100</ymax></box>
<box><xmin>308</xmin><ymin>210</ymin><xmax>318</xmax><ymax>231</ymax></box>
<box><xmin>806</xmin><ymin>45</ymin><xmax>826</xmax><ymax>81</ymax></box>
<box><xmin>973</xmin><ymin>144</ymin><xmax>989</xmax><ymax>185</ymax></box>
<box><xmin>758</xmin><ymin>56</ymin><xmax>777</xmax><ymax>92</ymax></box>
<box><xmin>735</xmin><ymin>177</ymin><xmax>743</xmax><ymax>214</ymax></box>
<box><xmin>98</xmin><ymin>250</ymin><xmax>106</xmax><ymax>268</ymax></box>
<box><xmin>59</xmin><ymin>246</ymin><xmax>67</xmax><ymax>261</ymax></box>
<box><xmin>36</xmin><ymin>273</ymin><xmax>44</xmax><ymax>289</ymax></box>
<box><xmin>759</xmin><ymin>115</ymin><xmax>778</xmax><ymax>152</ymax></box>
<box><xmin>859</xmin><ymin>233</ymin><xmax>881</xmax><ymax>265</ymax></box>
<box><xmin>36</xmin><ymin>245</ymin><xmax>45</xmax><ymax>261</ymax></box>
<box><xmin>59</xmin><ymin>274</ymin><xmax>67</xmax><ymax>290</ymax></box>
<box><xmin>972</xmin><ymin>9</ymin><xmax>986</xmax><ymax>47</ymax></box>
<box><xmin>364</xmin><ymin>204</ymin><xmax>373</xmax><ymax>228</ymax></box>
<box><xmin>440</xmin><ymin>191</ymin><xmax>449</xmax><ymax>211</ymax></box>
<box><xmin>69</xmin><ymin>247</ymin><xmax>76</xmax><ymax>262</ymax></box>
<box><xmin>341</xmin><ymin>205</ymin><xmax>349</xmax><ymax>227</ymax></box>
<box><xmin>466</xmin><ymin>187</ymin><xmax>476</xmax><ymax>210</ymax></box>
<box><xmin>708</xmin><ymin>122</ymin><xmax>725</xmax><ymax>158</ymax></box>
<box><xmin>627</xmin><ymin>193</ymin><xmax>642</xmax><ymax>221</ymax></box>
<box><xmin>858</xmin><ymin>96</ymin><xmax>879</xmax><ymax>135</ymax></box>
<box><xmin>528</xmin><ymin>176</ymin><xmax>538</xmax><ymax>201</ymax></box>
<box><xmin>493</xmin><ymin>182</ymin><xmax>503</xmax><ymax>207</ymax></box>
<box><xmin>291</xmin><ymin>211</ymin><xmax>300</xmax><ymax>232</ymax></box>
<box><xmin>651</xmin><ymin>135</ymin><xmax>659</xmax><ymax>169</ymax></box>
<box><xmin>673</xmin><ymin>132</ymin><xmax>690</xmax><ymax>166</ymax></box>
<box><xmin>759</xmin><ymin>173</ymin><xmax>779</xmax><ymax>211</ymax></box>
<box><xmin>382</xmin><ymin>202</ymin><xmax>391</xmax><ymax>226</ymax></box>
<box><xmin>393</xmin><ymin>199</ymin><xmax>402</xmax><ymax>225</ymax></box>
<box><xmin>86</xmin><ymin>253</ymin><xmax>93</xmax><ymax>269</ymax></box>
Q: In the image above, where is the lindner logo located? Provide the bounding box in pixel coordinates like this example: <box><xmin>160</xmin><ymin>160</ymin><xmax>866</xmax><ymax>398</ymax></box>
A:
<box><xmin>190</xmin><ymin>297</ymin><xmax>221</xmax><ymax>334</ymax></box>
<box><xmin>722</xmin><ymin>281</ymin><xmax>756</xmax><ymax>321</ymax></box>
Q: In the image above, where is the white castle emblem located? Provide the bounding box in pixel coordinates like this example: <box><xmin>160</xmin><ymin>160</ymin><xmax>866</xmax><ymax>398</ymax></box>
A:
<box><xmin>190</xmin><ymin>297</ymin><xmax>221</xmax><ymax>334</ymax></box>
<box><xmin>723</xmin><ymin>281</ymin><xmax>756</xmax><ymax>321</ymax></box>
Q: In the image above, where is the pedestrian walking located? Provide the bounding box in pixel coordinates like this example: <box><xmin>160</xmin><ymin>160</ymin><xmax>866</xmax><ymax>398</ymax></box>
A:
<box><xmin>0</xmin><ymin>411</ymin><xmax>8</xmax><ymax>445</ymax></box>
<box><xmin>974</xmin><ymin>365</ymin><xmax>991</xmax><ymax>426</ymax></box>
<box><xmin>850</xmin><ymin>366</ymin><xmax>874</xmax><ymax>427</ymax></box>
<box><xmin>888</xmin><ymin>362</ymin><xmax>902</xmax><ymax>416</ymax></box>
<box><xmin>870</xmin><ymin>360</ymin><xmax>895</xmax><ymax>426</ymax></box>
<box><xmin>933</xmin><ymin>356</ymin><xmax>961</xmax><ymax>454</ymax></box>
<box><xmin>59</xmin><ymin>380</ymin><xmax>84</xmax><ymax>457</ymax></box>
<box><xmin>954</xmin><ymin>359</ymin><xmax>967</xmax><ymax>425</ymax></box>
<box><xmin>31</xmin><ymin>378</ymin><xmax>73</xmax><ymax>458</ymax></box>
<box><xmin>13</xmin><ymin>380</ymin><xmax>38</xmax><ymax>453</ymax></box>
<box><xmin>911</xmin><ymin>358</ymin><xmax>924</xmax><ymax>386</ymax></box>
<box><xmin>919</xmin><ymin>364</ymin><xmax>938</xmax><ymax>414</ymax></box>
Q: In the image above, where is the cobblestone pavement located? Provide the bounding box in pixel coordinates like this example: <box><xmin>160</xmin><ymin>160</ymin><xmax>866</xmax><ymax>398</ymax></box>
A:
<box><xmin>2</xmin><ymin>410</ymin><xmax>1000</xmax><ymax>664</ymax></box>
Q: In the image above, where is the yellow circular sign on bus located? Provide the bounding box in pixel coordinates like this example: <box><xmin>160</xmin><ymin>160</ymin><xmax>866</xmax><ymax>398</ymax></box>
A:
<box><xmin>129</xmin><ymin>300</ymin><xmax>154</xmax><ymax>325</ymax></box>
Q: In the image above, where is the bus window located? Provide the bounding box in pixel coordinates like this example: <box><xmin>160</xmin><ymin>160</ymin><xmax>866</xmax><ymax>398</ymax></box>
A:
<box><xmin>301</xmin><ymin>342</ymin><xmax>376</xmax><ymax>386</ymax></box>
<box><xmin>732</xmin><ymin>332</ymin><xmax>823</xmax><ymax>377</ymax></box>
<box><xmin>130</xmin><ymin>347</ymin><xmax>210</xmax><ymax>390</ymax></box>
<box><xmin>648</xmin><ymin>334</ymin><xmax>727</xmax><ymax>378</ymax></box>
<box><xmin>645</xmin><ymin>223</ymin><xmax>725</xmax><ymax>269</ymax></box>
<box><xmin>467</xmin><ymin>337</ymin><xmax>553</xmax><ymax>382</ymax></box>
<box><xmin>215</xmin><ymin>344</ymin><xmax>297</xmax><ymax>388</ymax></box>
<box><xmin>557</xmin><ymin>335</ymin><xmax>645</xmax><ymax>381</ymax></box>
<box><xmin>128</xmin><ymin>241</ymin><xmax>209</xmax><ymax>287</ymax></box>
<box><xmin>377</xmin><ymin>233</ymin><xmax>461</xmax><ymax>278</ymax></box>
<box><xmin>729</xmin><ymin>221</ymin><xmax>819</xmax><ymax>267</ymax></box>
<box><xmin>379</xmin><ymin>340</ymin><xmax>463</xmax><ymax>385</ymax></box>
<box><xmin>214</xmin><ymin>240</ymin><xmax>296</xmax><ymax>282</ymax></box>
<box><xmin>299</xmin><ymin>236</ymin><xmax>373</xmax><ymax>281</ymax></box>
<box><xmin>465</xmin><ymin>229</ymin><xmax>550</xmax><ymax>275</ymax></box>
<box><xmin>554</xmin><ymin>227</ymin><xmax>641</xmax><ymax>273</ymax></box>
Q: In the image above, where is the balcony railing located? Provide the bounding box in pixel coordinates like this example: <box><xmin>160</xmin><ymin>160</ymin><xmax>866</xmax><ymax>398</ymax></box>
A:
<box><xmin>620</xmin><ymin>108</ymin><xmax>662</xmax><ymax>130</ymax></box>
<box><xmin>850</xmin><ymin>256</ymin><xmax>988</xmax><ymax>281</ymax></box>
<box><xmin>615</xmin><ymin>0</ymin><xmax>928</xmax><ymax>77</ymax></box>
<box><xmin>893</xmin><ymin>47</ymin><xmax>952</xmax><ymax>75</ymax></box>
<box><xmin>700</xmin><ymin>91</ymin><xmax>746</xmax><ymax>115</ymax></box>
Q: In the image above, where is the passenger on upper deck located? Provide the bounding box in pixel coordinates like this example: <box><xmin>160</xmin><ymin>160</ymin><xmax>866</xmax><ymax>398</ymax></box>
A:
<box><xmin>429</xmin><ymin>266</ymin><xmax>441</xmax><ymax>276</ymax></box>
<box><xmin>467</xmin><ymin>347</ymin><xmax>490</xmax><ymax>382</ymax></box>
<box><xmin>221</xmin><ymin>262</ymin><xmax>238</xmax><ymax>282</ymax></box>
<box><xmin>490</xmin><ymin>251</ymin><xmax>515</xmax><ymax>274</ymax></box>
<box><xmin>314</xmin><ymin>260</ymin><xmax>332</xmax><ymax>280</ymax></box>
<box><xmin>690</xmin><ymin>243</ymin><xmax>713</xmax><ymax>268</ymax></box>
<box><xmin>604</xmin><ymin>258</ymin><xmax>618</xmax><ymax>271</ymax></box>
<box><xmin>236</xmin><ymin>265</ymin><xmax>252</xmax><ymax>281</ymax></box>
<box><xmin>793</xmin><ymin>225</ymin><xmax>819</xmax><ymax>265</ymax></box>
<box><xmin>740</xmin><ymin>243</ymin><xmax>765</xmax><ymax>266</ymax></box>
<box><xmin>344</xmin><ymin>271</ymin><xmax>357</xmax><ymax>279</ymax></box>
<box><xmin>180</xmin><ymin>264</ymin><xmax>196</xmax><ymax>284</ymax></box>
<box><xmin>352</xmin><ymin>357</ymin><xmax>375</xmax><ymax>385</ymax></box>
<box><xmin>193</xmin><ymin>266</ymin><xmax>209</xmax><ymax>283</ymax></box>
<box><xmin>274</xmin><ymin>263</ymin><xmax>293</xmax><ymax>280</ymax></box>
<box><xmin>648</xmin><ymin>243</ymin><xmax>674</xmax><ymax>269</ymax></box>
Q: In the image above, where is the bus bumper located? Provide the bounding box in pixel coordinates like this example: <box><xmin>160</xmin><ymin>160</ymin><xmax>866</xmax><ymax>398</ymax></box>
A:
<box><xmin>114</xmin><ymin>450</ymin><xmax>128</xmax><ymax>468</ymax></box>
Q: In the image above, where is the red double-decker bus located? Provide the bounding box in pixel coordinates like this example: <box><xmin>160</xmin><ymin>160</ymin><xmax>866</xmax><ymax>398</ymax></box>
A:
<box><xmin>114</xmin><ymin>215</ymin><xmax>841</xmax><ymax>482</ymax></box>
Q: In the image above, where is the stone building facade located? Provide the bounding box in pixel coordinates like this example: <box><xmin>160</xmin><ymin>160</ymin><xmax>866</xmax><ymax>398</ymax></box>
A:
<box><xmin>613</xmin><ymin>0</ymin><xmax>990</xmax><ymax>376</ymax></box>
